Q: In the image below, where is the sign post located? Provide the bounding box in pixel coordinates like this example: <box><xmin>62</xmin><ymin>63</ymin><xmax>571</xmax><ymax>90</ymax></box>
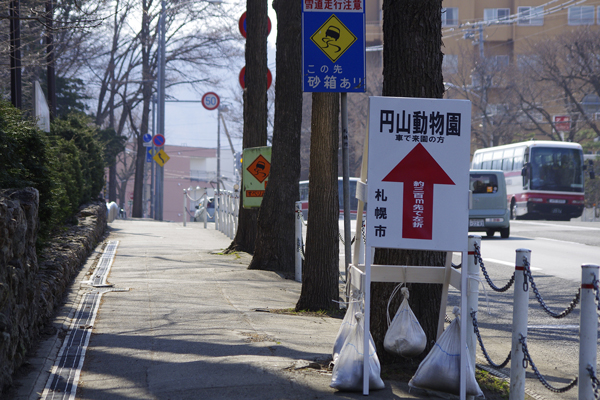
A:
<box><xmin>553</xmin><ymin>115</ymin><xmax>571</xmax><ymax>132</ymax></box>
<box><xmin>351</xmin><ymin>96</ymin><xmax>472</xmax><ymax>396</ymax></box>
<box><xmin>302</xmin><ymin>1</ymin><xmax>365</xmax><ymax>93</ymax></box>
<box><xmin>242</xmin><ymin>146</ymin><xmax>271</xmax><ymax>208</ymax></box>
<box><xmin>201</xmin><ymin>92</ymin><xmax>220</xmax><ymax>111</ymax></box>
<box><xmin>302</xmin><ymin>1</ymin><xmax>366</xmax><ymax>298</ymax></box>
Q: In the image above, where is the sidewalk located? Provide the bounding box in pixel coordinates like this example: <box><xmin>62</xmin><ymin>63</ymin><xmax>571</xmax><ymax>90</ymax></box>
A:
<box><xmin>10</xmin><ymin>219</ymin><xmax>434</xmax><ymax>400</ymax></box>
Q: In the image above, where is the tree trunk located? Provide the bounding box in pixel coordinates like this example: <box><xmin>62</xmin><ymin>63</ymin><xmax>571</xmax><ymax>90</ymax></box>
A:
<box><xmin>109</xmin><ymin>164</ymin><xmax>117</xmax><ymax>202</ymax></box>
<box><xmin>295</xmin><ymin>92</ymin><xmax>339</xmax><ymax>311</ymax></box>
<box><xmin>248</xmin><ymin>0</ymin><xmax>302</xmax><ymax>273</ymax></box>
<box><xmin>132</xmin><ymin>3</ymin><xmax>153</xmax><ymax>219</ymax></box>
<box><xmin>373</xmin><ymin>0</ymin><xmax>445</xmax><ymax>364</ymax></box>
<box><xmin>228</xmin><ymin>0</ymin><xmax>269</xmax><ymax>254</ymax></box>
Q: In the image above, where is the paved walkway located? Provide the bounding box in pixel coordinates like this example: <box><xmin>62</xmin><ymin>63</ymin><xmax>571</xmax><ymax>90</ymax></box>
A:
<box><xmin>10</xmin><ymin>219</ymin><xmax>434</xmax><ymax>400</ymax></box>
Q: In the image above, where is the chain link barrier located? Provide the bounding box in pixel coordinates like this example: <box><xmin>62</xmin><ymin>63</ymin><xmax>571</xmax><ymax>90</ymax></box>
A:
<box><xmin>522</xmin><ymin>257</ymin><xmax>580</xmax><ymax>318</ymax></box>
<box><xmin>587</xmin><ymin>365</ymin><xmax>600</xmax><ymax>400</ymax></box>
<box><xmin>338</xmin><ymin>232</ymin><xmax>356</xmax><ymax>246</ymax></box>
<box><xmin>519</xmin><ymin>334</ymin><xmax>578</xmax><ymax>393</ymax></box>
<box><xmin>471</xmin><ymin>311</ymin><xmax>511</xmax><ymax>369</ymax></box>
<box><xmin>593</xmin><ymin>278</ymin><xmax>600</xmax><ymax>317</ymax></box>
<box><xmin>473</xmin><ymin>242</ymin><xmax>515</xmax><ymax>292</ymax></box>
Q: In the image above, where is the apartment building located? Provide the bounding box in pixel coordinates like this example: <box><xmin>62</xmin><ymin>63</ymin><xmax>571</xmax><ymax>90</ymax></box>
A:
<box><xmin>441</xmin><ymin>0</ymin><xmax>600</xmax><ymax>64</ymax></box>
<box><xmin>115</xmin><ymin>144</ymin><xmax>236</xmax><ymax>222</ymax></box>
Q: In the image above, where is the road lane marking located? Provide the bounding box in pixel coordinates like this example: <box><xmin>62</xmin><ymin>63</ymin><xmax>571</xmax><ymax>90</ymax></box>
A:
<box><xmin>528</xmin><ymin>324</ymin><xmax>579</xmax><ymax>330</ymax></box>
<box><xmin>483</xmin><ymin>258</ymin><xmax>542</xmax><ymax>271</ymax></box>
<box><xmin>533</xmin><ymin>237</ymin><xmax>591</xmax><ymax>246</ymax></box>
<box><xmin>512</xmin><ymin>220</ymin><xmax>600</xmax><ymax>231</ymax></box>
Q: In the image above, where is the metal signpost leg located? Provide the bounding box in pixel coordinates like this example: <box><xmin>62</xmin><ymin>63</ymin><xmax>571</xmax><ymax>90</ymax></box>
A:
<box><xmin>467</xmin><ymin>235</ymin><xmax>481</xmax><ymax>400</ymax></box>
<box><xmin>362</xmin><ymin>245</ymin><xmax>372</xmax><ymax>396</ymax></box>
<box><xmin>579</xmin><ymin>264</ymin><xmax>599</xmax><ymax>400</ymax></box>
<box><xmin>341</xmin><ymin>92</ymin><xmax>352</xmax><ymax>302</ymax></box>
<box><xmin>295</xmin><ymin>202</ymin><xmax>302</xmax><ymax>283</ymax></box>
<box><xmin>509</xmin><ymin>249</ymin><xmax>531</xmax><ymax>400</ymax></box>
<box><xmin>460</xmin><ymin>248</ymin><xmax>468</xmax><ymax>400</ymax></box>
<box><xmin>183</xmin><ymin>189</ymin><xmax>187</xmax><ymax>226</ymax></box>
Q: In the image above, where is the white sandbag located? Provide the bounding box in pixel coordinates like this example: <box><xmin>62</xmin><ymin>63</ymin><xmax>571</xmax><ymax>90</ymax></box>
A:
<box><xmin>332</xmin><ymin>295</ymin><xmax>361</xmax><ymax>363</ymax></box>
<box><xmin>330</xmin><ymin>312</ymin><xmax>385</xmax><ymax>392</ymax></box>
<box><xmin>383</xmin><ymin>287</ymin><xmax>426</xmax><ymax>358</ymax></box>
<box><xmin>409</xmin><ymin>307</ymin><xmax>483</xmax><ymax>397</ymax></box>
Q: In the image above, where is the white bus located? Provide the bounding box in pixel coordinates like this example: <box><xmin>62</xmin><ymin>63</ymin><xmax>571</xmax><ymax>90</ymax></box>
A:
<box><xmin>471</xmin><ymin>140</ymin><xmax>586</xmax><ymax>221</ymax></box>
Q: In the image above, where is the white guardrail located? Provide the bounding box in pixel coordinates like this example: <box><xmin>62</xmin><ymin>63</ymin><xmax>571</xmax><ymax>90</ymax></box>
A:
<box><xmin>294</xmin><ymin>203</ymin><xmax>599</xmax><ymax>399</ymax></box>
<box><xmin>183</xmin><ymin>189</ymin><xmax>239</xmax><ymax>240</ymax></box>
<box><xmin>214</xmin><ymin>190</ymin><xmax>239</xmax><ymax>239</ymax></box>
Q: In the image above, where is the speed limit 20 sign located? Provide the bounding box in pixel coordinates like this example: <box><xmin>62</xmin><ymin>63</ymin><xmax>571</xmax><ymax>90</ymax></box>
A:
<box><xmin>202</xmin><ymin>92</ymin><xmax>220</xmax><ymax>111</ymax></box>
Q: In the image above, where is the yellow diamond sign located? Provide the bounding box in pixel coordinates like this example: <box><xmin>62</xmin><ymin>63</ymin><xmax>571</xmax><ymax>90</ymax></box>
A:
<box><xmin>153</xmin><ymin>149</ymin><xmax>170</xmax><ymax>167</ymax></box>
<box><xmin>310</xmin><ymin>14</ymin><xmax>357</xmax><ymax>63</ymax></box>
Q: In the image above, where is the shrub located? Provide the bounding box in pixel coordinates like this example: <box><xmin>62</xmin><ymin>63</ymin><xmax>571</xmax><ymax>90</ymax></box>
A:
<box><xmin>0</xmin><ymin>100</ymin><xmax>54</xmax><ymax>237</ymax></box>
<box><xmin>50</xmin><ymin>112</ymin><xmax>105</xmax><ymax>206</ymax></box>
<box><xmin>0</xmin><ymin>103</ymin><xmax>107</xmax><ymax>242</ymax></box>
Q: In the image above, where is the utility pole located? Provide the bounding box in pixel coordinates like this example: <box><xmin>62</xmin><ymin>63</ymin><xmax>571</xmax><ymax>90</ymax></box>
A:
<box><xmin>9</xmin><ymin>0</ymin><xmax>22</xmax><ymax>109</ymax></box>
<box><xmin>155</xmin><ymin>1</ymin><xmax>166</xmax><ymax>221</ymax></box>
<box><xmin>46</xmin><ymin>0</ymin><xmax>56</xmax><ymax>119</ymax></box>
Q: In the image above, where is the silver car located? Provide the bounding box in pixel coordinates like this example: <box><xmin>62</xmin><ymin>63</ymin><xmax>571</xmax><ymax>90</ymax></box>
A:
<box><xmin>469</xmin><ymin>170</ymin><xmax>510</xmax><ymax>238</ymax></box>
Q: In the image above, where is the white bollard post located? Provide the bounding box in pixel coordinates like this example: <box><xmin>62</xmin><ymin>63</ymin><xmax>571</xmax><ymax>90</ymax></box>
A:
<box><xmin>467</xmin><ymin>235</ymin><xmax>481</xmax><ymax>400</ymax></box>
<box><xmin>579</xmin><ymin>264</ymin><xmax>599</xmax><ymax>400</ymax></box>
<box><xmin>227</xmin><ymin>192</ymin><xmax>233</xmax><ymax>239</ymax></box>
<box><xmin>225</xmin><ymin>192</ymin><xmax>230</xmax><ymax>238</ymax></box>
<box><xmin>183</xmin><ymin>189</ymin><xmax>187</xmax><ymax>227</ymax></box>
<box><xmin>214</xmin><ymin>194</ymin><xmax>219</xmax><ymax>231</ymax></box>
<box><xmin>295</xmin><ymin>202</ymin><xmax>302</xmax><ymax>282</ymax></box>
<box><xmin>220</xmin><ymin>192</ymin><xmax>225</xmax><ymax>234</ymax></box>
<box><xmin>203</xmin><ymin>195</ymin><xmax>208</xmax><ymax>229</ymax></box>
<box><xmin>509</xmin><ymin>249</ymin><xmax>531</xmax><ymax>400</ymax></box>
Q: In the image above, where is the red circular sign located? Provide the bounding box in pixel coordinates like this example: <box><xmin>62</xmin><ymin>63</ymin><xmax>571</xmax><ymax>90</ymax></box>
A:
<box><xmin>239</xmin><ymin>67</ymin><xmax>272</xmax><ymax>90</ymax></box>
<box><xmin>238</xmin><ymin>12</ymin><xmax>272</xmax><ymax>38</ymax></box>
<box><xmin>201</xmin><ymin>92</ymin><xmax>220</xmax><ymax>111</ymax></box>
<box><xmin>152</xmin><ymin>134</ymin><xmax>165</xmax><ymax>147</ymax></box>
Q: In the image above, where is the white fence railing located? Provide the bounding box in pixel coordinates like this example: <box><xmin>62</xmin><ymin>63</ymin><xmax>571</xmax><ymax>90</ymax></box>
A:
<box><xmin>215</xmin><ymin>190</ymin><xmax>239</xmax><ymax>239</ymax></box>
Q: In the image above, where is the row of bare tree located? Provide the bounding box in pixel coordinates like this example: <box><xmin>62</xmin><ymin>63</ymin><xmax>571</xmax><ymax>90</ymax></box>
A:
<box><xmin>445</xmin><ymin>27</ymin><xmax>600</xmax><ymax>149</ymax></box>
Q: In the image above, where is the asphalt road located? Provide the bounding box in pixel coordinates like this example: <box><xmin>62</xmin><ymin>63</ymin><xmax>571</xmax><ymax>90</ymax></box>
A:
<box><xmin>476</xmin><ymin>220</ymin><xmax>600</xmax><ymax>282</ymax></box>
<box><xmin>461</xmin><ymin>219</ymin><xmax>600</xmax><ymax>400</ymax></box>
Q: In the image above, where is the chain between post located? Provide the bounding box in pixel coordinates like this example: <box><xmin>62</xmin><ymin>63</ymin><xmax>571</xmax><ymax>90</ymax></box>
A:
<box><xmin>522</xmin><ymin>257</ymin><xmax>580</xmax><ymax>318</ymax></box>
<box><xmin>473</xmin><ymin>242</ymin><xmax>515</xmax><ymax>292</ymax></box>
<box><xmin>519</xmin><ymin>334</ymin><xmax>578</xmax><ymax>393</ymax></box>
<box><xmin>471</xmin><ymin>311</ymin><xmax>511</xmax><ymax>369</ymax></box>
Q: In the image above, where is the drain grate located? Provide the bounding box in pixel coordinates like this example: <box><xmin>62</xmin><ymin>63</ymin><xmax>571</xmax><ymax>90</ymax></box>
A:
<box><xmin>41</xmin><ymin>240</ymin><xmax>121</xmax><ymax>400</ymax></box>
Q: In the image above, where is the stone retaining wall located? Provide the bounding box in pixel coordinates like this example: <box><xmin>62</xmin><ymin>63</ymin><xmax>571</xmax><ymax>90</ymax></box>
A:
<box><xmin>0</xmin><ymin>188</ymin><xmax>107</xmax><ymax>393</ymax></box>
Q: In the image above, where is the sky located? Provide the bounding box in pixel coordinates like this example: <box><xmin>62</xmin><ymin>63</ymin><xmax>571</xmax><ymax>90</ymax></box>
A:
<box><xmin>162</xmin><ymin>5</ymin><xmax>278</xmax><ymax>154</ymax></box>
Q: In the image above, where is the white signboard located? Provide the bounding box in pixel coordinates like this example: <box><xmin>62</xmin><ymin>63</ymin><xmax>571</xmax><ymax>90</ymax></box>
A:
<box><xmin>366</xmin><ymin>96</ymin><xmax>472</xmax><ymax>252</ymax></box>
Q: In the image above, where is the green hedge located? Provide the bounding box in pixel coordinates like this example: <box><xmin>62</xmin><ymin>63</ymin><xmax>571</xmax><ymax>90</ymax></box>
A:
<box><xmin>0</xmin><ymin>101</ymin><xmax>106</xmax><ymax>241</ymax></box>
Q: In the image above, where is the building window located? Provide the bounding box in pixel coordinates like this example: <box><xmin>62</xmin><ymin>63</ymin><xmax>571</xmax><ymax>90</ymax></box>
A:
<box><xmin>491</xmin><ymin>55</ymin><xmax>510</xmax><ymax>68</ymax></box>
<box><xmin>517</xmin><ymin>6</ymin><xmax>544</xmax><ymax>25</ymax></box>
<box><xmin>484</xmin><ymin>8</ymin><xmax>511</xmax><ymax>24</ymax></box>
<box><xmin>568</xmin><ymin>6</ymin><xmax>594</xmax><ymax>25</ymax></box>
<box><xmin>442</xmin><ymin>7</ymin><xmax>459</xmax><ymax>27</ymax></box>
<box><xmin>442</xmin><ymin>54</ymin><xmax>458</xmax><ymax>74</ymax></box>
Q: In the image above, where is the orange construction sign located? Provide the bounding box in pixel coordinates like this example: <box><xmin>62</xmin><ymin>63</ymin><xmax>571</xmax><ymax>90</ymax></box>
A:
<box><xmin>246</xmin><ymin>154</ymin><xmax>271</xmax><ymax>183</ymax></box>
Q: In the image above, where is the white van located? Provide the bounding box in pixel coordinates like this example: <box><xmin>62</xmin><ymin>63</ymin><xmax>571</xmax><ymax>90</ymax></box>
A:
<box><xmin>469</xmin><ymin>170</ymin><xmax>510</xmax><ymax>238</ymax></box>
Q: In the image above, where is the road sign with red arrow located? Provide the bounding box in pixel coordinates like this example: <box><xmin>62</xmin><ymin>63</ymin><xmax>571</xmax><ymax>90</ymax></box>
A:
<box><xmin>382</xmin><ymin>143</ymin><xmax>455</xmax><ymax>240</ymax></box>
<box><xmin>366</xmin><ymin>96</ymin><xmax>472</xmax><ymax>252</ymax></box>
